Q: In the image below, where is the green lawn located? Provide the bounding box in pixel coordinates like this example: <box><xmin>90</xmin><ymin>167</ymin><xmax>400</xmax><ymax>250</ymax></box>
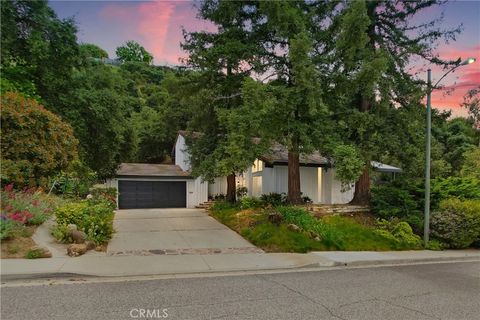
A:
<box><xmin>210</xmin><ymin>202</ymin><xmax>422</xmax><ymax>253</ymax></box>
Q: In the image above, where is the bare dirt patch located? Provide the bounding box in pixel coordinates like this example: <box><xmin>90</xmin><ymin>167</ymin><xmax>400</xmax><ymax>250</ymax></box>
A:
<box><xmin>1</xmin><ymin>226</ymin><xmax>38</xmax><ymax>258</ymax></box>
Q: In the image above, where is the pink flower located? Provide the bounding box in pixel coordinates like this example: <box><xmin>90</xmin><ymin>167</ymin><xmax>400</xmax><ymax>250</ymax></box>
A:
<box><xmin>4</xmin><ymin>184</ymin><xmax>14</xmax><ymax>192</ymax></box>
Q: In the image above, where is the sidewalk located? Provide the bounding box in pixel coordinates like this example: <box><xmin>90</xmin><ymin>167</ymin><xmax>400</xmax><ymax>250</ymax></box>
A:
<box><xmin>1</xmin><ymin>250</ymin><xmax>479</xmax><ymax>280</ymax></box>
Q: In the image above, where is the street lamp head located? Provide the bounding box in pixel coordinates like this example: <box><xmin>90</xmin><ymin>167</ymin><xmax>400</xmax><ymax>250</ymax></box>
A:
<box><xmin>460</xmin><ymin>57</ymin><xmax>476</xmax><ymax>65</ymax></box>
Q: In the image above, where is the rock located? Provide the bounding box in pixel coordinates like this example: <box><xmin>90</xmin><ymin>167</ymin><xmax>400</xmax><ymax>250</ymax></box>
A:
<box><xmin>67</xmin><ymin>243</ymin><xmax>87</xmax><ymax>257</ymax></box>
<box><xmin>85</xmin><ymin>240</ymin><xmax>96</xmax><ymax>250</ymax></box>
<box><xmin>67</xmin><ymin>224</ymin><xmax>77</xmax><ymax>231</ymax></box>
<box><xmin>268</xmin><ymin>212</ymin><xmax>283</xmax><ymax>226</ymax></box>
<box><xmin>69</xmin><ymin>229</ymin><xmax>87</xmax><ymax>244</ymax></box>
<box><xmin>287</xmin><ymin>223</ymin><xmax>300</xmax><ymax>232</ymax></box>
<box><xmin>95</xmin><ymin>244</ymin><xmax>106</xmax><ymax>252</ymax></box>
<box><xmin>30</xmin><ymin>246</ymin><xmax>52</xmax><ymax>258</ymax></box>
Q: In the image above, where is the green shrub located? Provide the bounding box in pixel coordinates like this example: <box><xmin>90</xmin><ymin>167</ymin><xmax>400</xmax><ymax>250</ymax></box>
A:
<box><xmin>55</xmin><ymin>202</ymin><xmax>89</xmax><ymax>227</ymax></box>
<box><xmin>0</xmin><ymin>92</ymin><xmax>78</xmax><ymax>188</ymax></box>
<box><xmin>277</xmin><ymin>206</ymin><xmax>341</xmax><ymax>247</ymax></box>
<box><xmin>82</xmin><ymin>202</ymin><xmax>114</xmax><ymax>244</ymax></box>
<box><xmin>236</xmin><ymin>186</ymin><xmax>248</xmax><ymax>198</ymax></box>
<box><xmin>431</xmin><ymin>177</ymin><xmax>480</xmax><ymax>208</ymax></box>
<box><xmin>425</xmin><ymin>239</ymin><xmax>444</xmax><ymax>251</ymax></box>
<box><xmin>52</xmin><ymin>161</ymin><xmax>97</xmax><ymax>198</ymax></box>
<box><xmin>431</xmin><ymin>199</ymin><xmax>480</xmax><ymax>248</ymax></box>
<box><xmin>239</xmin><ymin>197</ymin><xmax>262</xmax><ymax>209</ymax></box>
<box><xmin>0</xmin><ymin>218</ymin><xmax>20</xmax><ymax>240</ymax></box>
<box><xmin>51</xmin><ymin>224</ymin><xmax>71</xmax><ymax>243</ymax></box>
<box><xmin>375</xmin><ymin>219</ymin><xmax>422</xmax><ymax>248</ymax></box>
<box><xmin>25</xmin><ymin>248</ymin><xmax>43</xmax><ymax>259</ymax></box>
<box><xmin>260</xmin><ymin>193</ymin><xmax>286</xmax><ymax>207</ymax></box>
<box><xmin>370</xmin><ymin>184</ymin><xmax>421</xmax><ymax>220</ymax></box>
<box><xmin>54</xmin><ymin>201</ymin><xmax>115</xmax><ymax>244</ymax></box>
<box><xmin>89</xmin><ymin>187</ymin><xmax>117</xmax><ymax>210</ymax></box>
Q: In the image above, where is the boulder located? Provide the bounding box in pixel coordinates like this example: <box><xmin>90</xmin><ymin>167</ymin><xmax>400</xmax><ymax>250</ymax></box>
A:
<box><xmin>268</xmin><ymin>212</ymin><xmax>283</xmax><ymax>226</ymax></box>
<box><xmin>69</xmin><ymin>229</ymin><xmax>87</xmax><ymax>244</ymax></box>
<box><xmin>85</xmin><ymin>240</ymin><xmax>96</xmax><ymax>251</ymax></box>
<box><xmin>67</xmin><ymin>243</ymin><xmax>87</xmax><ymax>257</ymax></box>
<box><xmin>29</xmin><ymin>246</ymin><xmax>52</xmax><ymax>258</ymax></box>
<box><xmin>95</xmin><ymin>244</ymin><xmax>106</xmax><ymax>252</ymax></box>
<box><xmin>287</xmin><ymin>223</ymin><xmax>301</xmax><ymax>232</ymax></box>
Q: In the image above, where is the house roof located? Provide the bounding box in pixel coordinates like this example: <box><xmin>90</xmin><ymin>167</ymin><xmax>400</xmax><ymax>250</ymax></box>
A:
<box><xmin>174</xmin><ymin>132</ymin><xmax>402</xmax><ymax>172</ymax></box>
<box><xmin>260</xmin><ymin>143</ymin><xmax>329</xmax><ymax>166</ymax></box>
<box><xmin>371</xmin><ymin>161</ymin><xmax>402</xmax><ymax>173</ymax></box>
<box><xmin>116</xmin><ymin>163</ymin><xmax>191</xmax><ymax>177</ymax></box>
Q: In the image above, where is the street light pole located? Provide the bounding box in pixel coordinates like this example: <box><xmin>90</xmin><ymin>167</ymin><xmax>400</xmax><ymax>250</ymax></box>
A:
<box><xmin>423</xmin><ymin>57</ymin><xmax>476</xmax><ymax>247</ymax></box>
<box><xmin>424</xmin><ymin>69</ymin><xmax>432</xmax><ymax>246</ymax></box>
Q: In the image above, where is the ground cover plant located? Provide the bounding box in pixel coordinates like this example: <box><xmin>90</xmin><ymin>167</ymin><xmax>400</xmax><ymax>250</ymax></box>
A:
<box><xmin>210</xmin><ymin>201</ymin><xmax>422</xmax><ymax>253</ymax></box>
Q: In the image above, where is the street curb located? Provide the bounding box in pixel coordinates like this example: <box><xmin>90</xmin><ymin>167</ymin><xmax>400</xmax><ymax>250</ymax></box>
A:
<box><xmin>332</xmin><ymin>256</ymin><xmax>480</xmax><ymax>267</ymax></box>
<box><xmin>2</xmin><ymin>257</ymin><xmax>478</xmax><ymax>282</ymax></box>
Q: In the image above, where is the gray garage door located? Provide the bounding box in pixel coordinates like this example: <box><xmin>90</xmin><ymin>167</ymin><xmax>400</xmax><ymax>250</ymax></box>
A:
<box><xmin>118</xmin><ymin>180</ymin><xmax>186</xmax><ymax>209</ymax></box>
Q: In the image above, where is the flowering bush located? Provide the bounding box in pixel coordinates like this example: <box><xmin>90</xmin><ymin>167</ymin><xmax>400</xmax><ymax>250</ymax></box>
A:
<box><xmin>0</xmin><ymin>184</ymin><xmax>62</xmax><ymax>240</ymax></box>
<box><xmin>431</xmin><ymin>199</ymin><xmax>480</xmax><ymax>248</ymax></box>
<box><xmin>53</xmin><ymin>199</ymin><xmax>115</xmax><ymax>245</ymax></box>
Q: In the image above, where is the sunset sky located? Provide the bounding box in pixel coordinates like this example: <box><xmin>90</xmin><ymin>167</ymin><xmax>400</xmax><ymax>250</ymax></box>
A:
<box><xmin>51</xmin><ymin>0</ymin><xmax>479</xmax><ymax>117</ymax></box>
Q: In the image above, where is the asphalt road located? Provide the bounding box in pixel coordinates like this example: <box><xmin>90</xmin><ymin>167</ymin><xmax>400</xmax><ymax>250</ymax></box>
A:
<box><xmin>1</xmin><ymin>261</ymin><xmax>479</xmax><ymax>320</ymax></box>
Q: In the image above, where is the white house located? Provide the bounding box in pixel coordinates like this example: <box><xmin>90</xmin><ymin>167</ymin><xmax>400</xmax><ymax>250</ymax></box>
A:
<box><xmin>107</xmin><ymin>131</ymin><xmax>401</xmax><ymax>209</ymax></box>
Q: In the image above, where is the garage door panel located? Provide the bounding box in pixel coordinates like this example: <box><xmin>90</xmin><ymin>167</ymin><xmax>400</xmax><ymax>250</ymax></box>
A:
<box><xmin>118</xmin><ymin>180</ymin><xmax>186</xmax><ymax>209</ymax></box>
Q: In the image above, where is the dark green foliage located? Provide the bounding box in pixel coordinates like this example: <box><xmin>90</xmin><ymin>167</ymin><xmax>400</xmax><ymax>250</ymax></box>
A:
<box><xmin>239</xmin><ymin>197</ymin><xmax>262</xmax><ymax>209</ymax></box>
<box><xmin>431</xmin><ymin>199</ymin><xmax>480</xmax><ymax>249</ymax></box>
<box><xmin>260</xmin><ymin>193</ymin><xmax>287</xmax><ymax>207</ymax></box>
<box><xmin>61</xmin><ymin>64</ymin><xmax>138</xmax><ymax>178</ymax></box>
<box><xmin>52</xmin><ymin>161</ymin><xmax>97</xmax><ymax>198</ymax></box>
<box><xmin>79</xmin><ymin>43</ymin><xmax>109</xmax><ymax>59</ymax></box>
<box><xmin>116</xmin><ymin>41</ymin><xmax>153</xmax><ymax>64</ymax></box>
<box><xmin>370</xmin><ymin>181</ymin><xmax>424</xmax><ymax>233</ymax></box>
<box><xmin>431</xmin><ymin>177</ymin><xmax>480</xmax><ymax>207</ymax></box>
<box><xmin>1</xmin><ymin>0</ymin><xmax>80</xmax><ymax>111</ymax></box>
<box><xmin>371</xmin><ymin>177</ymin><xmax>480</xmax><ymax>234</ymax></box>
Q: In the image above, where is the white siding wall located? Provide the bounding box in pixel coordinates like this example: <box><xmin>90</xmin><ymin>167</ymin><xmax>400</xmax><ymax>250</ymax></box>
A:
<box><xmin>261</xmin><ymin>167</ymin><xmax>275</xmax><ymax>195</ymax></box>
<box><xmin>321</xmin><ymin>168</ymin><xmax>354</xmax><ymax>204</ymax></box>
<box><xmin>274</xmin><ymin>166</ymin><xmax>288</xmax><ymax>194</ymax></box>
<box><xmin>208</xmin><ymin>177</ymin><xmax>227</xmax><ymax>196</ymax></box>
<box><xmin>300</xmin><ymin>167</ymin><xmax>320</xmax><ymax>203</ymax></box>
<box><xmin>174</xmin><ymin>134</ymin><xmax>190</xmax><ymax>172</ymax></box>
<box><xmin>187</xmin><ymin>177</ymin><xmax>208</xmax><ymax>208</ymax></box>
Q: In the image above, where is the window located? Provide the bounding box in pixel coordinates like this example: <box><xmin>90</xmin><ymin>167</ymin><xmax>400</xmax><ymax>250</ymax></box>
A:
<box><xmin>252</xmin><ymin>159</ymin><xmax>263</xmax><ymax>173</ymax></box>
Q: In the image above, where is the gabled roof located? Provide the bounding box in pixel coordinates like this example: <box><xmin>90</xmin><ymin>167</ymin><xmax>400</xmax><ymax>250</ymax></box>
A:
<box><xmin>260</xmin><ymin>143</ymin><xmax>328</xmax><ymax>166</ymax></box>
<box><xmin>116</xmin><ymin>163</ymin><xmax>190</xmax><ymax>177</ymax></box>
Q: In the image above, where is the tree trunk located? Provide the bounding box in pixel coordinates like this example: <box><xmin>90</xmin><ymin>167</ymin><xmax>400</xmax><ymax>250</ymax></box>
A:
<box><xmin>226</xmin><ymin>173</ymin><xmax>236</xmax><ymax>203</ymax></box>
<box><xmin>350</xmin><ymin>166</ymin><xmax>370</xmax><ymax>205</ymax></box>
<box><xmin>287</xmin><ymin>151</ymin><xmax>302</xmax><ymax>204</ymax></box>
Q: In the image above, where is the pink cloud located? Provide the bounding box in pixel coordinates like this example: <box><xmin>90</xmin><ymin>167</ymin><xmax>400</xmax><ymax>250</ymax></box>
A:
<box><xmin>102</xmin><ymin>1</ymin><xmax>177</xmax><ymax>64</ymax></box>
<box><xmin>426</xmin><ymin>45</ymin><xmax>480</xmax><ymax>114</ymax></box>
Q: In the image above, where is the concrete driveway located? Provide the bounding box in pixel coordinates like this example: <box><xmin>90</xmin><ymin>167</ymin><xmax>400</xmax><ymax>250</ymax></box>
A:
<box><xmin>107</xmin><ymin>208</ymin><xmax>262</xmax><ymax>255</ymax></box>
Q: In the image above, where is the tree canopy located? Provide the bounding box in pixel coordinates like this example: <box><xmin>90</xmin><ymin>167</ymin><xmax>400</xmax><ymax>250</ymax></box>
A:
<box><xmin>116</xmin><ymin>41</ymin><xmax>153</xmax><ymax>64</ymax></box>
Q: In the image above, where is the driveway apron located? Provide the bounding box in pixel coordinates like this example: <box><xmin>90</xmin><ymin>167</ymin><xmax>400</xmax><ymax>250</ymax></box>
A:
<box><xmin>107</xmin><ymin>208</ymin><xmax>262</xmax><ymax>255</ymax></box>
